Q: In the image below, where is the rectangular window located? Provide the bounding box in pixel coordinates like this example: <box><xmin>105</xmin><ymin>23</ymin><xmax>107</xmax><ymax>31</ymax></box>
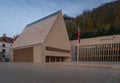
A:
<box><xmin>2</xmin><ymin>49</ymin><xmax>6</xmax><ymax>53</ymax></box>
<box><xmin>46</xmin><ymin>46</ymin><xmax>70</xmax><ymax>53</ymax></box>
<box><xmin>2</xmin><ymin>44</ymin><xmax>5</xmax><ymax>47</ymax></box>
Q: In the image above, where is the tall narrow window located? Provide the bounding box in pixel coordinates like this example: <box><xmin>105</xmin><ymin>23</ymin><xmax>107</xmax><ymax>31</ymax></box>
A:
<box><xmin>2</xmin><ymin>44</ymin><xmax>5</xmax><ymax>47</ymax></box>
<box><xmin>2</xmin><ymin>49</ymin><xmax>6</xmax><ymax>53</ymax></box>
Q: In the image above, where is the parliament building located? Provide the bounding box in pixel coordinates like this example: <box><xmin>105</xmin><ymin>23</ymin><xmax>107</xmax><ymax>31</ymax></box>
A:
<box><xmin>71</xmin><ymin>35</ymin><xmax>120</xmax><ymax>62</ymax></box>
<box><xmin>11</xmin><ymin>10</ymin><xmax>71</xmax><ymax>63</ymax></box>
<box><xmin>10</xmin><ymin>10</ymin><xmax>120</xmax><ymax>63</ymax></box>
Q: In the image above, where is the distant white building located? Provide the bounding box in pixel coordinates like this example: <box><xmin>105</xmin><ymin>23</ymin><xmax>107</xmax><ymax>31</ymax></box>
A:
<box><xmin>0</xmin><ymin>34</ymin><xmax>14</xmax><ymax>61</ymax></box>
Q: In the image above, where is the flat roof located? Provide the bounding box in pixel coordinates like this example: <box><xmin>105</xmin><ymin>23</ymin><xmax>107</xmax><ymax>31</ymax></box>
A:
<box><xmin>71</xmin><ymin>34</ymin><xmax>120</xmax><ymax>46</ymax></box>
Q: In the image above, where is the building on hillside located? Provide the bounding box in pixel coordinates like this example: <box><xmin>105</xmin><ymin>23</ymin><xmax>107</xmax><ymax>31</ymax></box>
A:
<box><xmin>0</xmin><ymin>34</ymin><xmax>14</xmax><ymax>61</ymax></box>
<box><xmin>71</xmin><ymin>35</ymin><xmax>120</xmax><ymax>62</ymax></box>
<box><xmin>11</xmin><ymin>10</ymin><xmax>71</xmax><ymax>63</ymax></box>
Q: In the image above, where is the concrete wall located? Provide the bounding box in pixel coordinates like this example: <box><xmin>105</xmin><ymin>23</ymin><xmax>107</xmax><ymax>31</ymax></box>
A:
<box><xmin>11</xmin><ymin>11</ymin><xmax>71</xmax><ymax>63</ymax></box>
<box><xmin>44</xmin><ymin>11</ymin><xmax>71</xmax><ymax>62</ymax></box>
<box><xmin>33</xmin><ymin>44</ymin><xmax>44</xmax><ymax>63</ymax></box>
<box><xmin>9</xmin><ymin>48</ymin><xmax>13</xmax><ymax>61</ymax></box>
<box><xmin>71</xmin><ymin>35</ymin><xmax>120</xmax><ymax>47</ymax></box>
<box><xmin>70</xmin><ymin>35</ymin><xmax>120</xmax><ymax>62</ymax></box>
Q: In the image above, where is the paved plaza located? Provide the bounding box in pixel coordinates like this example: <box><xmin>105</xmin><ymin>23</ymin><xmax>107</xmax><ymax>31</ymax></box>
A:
<box><xmin>0</xmin><ymin>62</ymin><xmax>120</xmax><ymax>83</ymax></box>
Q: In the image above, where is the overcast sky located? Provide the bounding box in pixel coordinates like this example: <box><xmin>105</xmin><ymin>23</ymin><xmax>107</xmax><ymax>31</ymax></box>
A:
<box><xmin>0</xmin><ymin>0</ymin><xmax>113</xmax><ymax>37</ymax></box>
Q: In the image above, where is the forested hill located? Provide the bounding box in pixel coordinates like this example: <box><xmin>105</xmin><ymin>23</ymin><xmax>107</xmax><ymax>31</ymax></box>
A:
<box><xmin>64</xmin><ymin>0</ymin><xmax>120</xmax><ymax>40</ymax></box>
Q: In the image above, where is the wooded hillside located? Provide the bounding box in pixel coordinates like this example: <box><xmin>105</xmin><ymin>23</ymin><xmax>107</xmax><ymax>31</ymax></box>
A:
<box><xmin>64</xmin><ymin>0</ymin><xmax>120</xmax><ymax>40</ymax></box>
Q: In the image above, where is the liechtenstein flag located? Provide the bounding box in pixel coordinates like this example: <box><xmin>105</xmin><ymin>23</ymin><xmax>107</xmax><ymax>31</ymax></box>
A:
<box><xmin>78</xmin><ymin>27</ymin><xmax>80</xmax><ymax>44</ymax></box>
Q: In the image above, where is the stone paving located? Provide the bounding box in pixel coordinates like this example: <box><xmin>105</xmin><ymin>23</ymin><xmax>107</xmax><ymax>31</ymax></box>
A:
<box><xmin>62</xmin><ymin>62</ymin><xmax>120</xmax><ymax>69</ymax></box>
<box><xmin>0</xmin><ymin>62</ymin><xmax>120</xmax><ymax>83</ymax></box>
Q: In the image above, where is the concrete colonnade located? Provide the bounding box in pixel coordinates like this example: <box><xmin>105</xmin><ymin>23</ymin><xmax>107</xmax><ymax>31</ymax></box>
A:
<box><xmin>76</xmin><ymin>43</ymin><xmax>120</xmax><ymax>62</ymax></box>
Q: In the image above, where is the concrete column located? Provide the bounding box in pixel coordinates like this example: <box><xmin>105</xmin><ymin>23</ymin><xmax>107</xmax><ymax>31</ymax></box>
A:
<box><xmin>111</xmin><ymin>44</ymin><xmax>113</xmax><ymax>62</ymax></box>
<box><xmin>87</xmin><ymin>48</ymin><xmax>89</xmax><ymax>61</ymax></box>
<box><xmin>92</xmin><ymin>47</ymin><xmax>94</xmax><ymax>61</ymax></box>
<box><xmin>90</xmin><ymin>47</ymin><xmax>91</xmax><ymax>61</ymax></box>
<box><xmin>103</xmin><ymin>44</ymin><xmax>105</xmax><ymax>62</ymax></box>
<box><xmin>98</xmin><ymin>46</ymin><xmax>99</xmax><ymax>61</ymax></box>
<box><xmin>119</xmin><ymin>44</ymin><xmax>120</xmax><ymax>62</ymax></box>
<box><xmin>98</xmin><ymin>45</ymin><xmax>99</xmax><ymax>61</ymax></box>
<box><xmin>106</xmin><ymin>44</ymin><xmax>109</xmax><ymax>61</ymax></box>
<box><xmin>115</xmin><ymin>43</ymin><xmax>118</xmax><ymax>62</ymax></box>
<box><xmin>117</xmin><ymin>43</ymin><xmax>119</xmax><ymax>62</ymax></box>
<box><xmin>87</xmin><ymin>48</ymin><xmax>88</xmax><ymax>61</ymax></box>
<box><xmin>79</xmin><ymin>46</ymin><xmax>80</xmax><ymax>61</ymax></box>
<box><xmin>75</xmin><ymin>46</ymin><xmax>77</xmax><ymax>61</ymax></box>
<box><xmin>106</xmin><ymin>44</ymin><xmax>108</xmax><ymax>61</ymax></box>
<box><xmin>80</xmin><ymin>48</ymin><xmax>82</xmax><ymax>61</ymax></box>
<box><xmin>88</xmin><ymin>48</ymin><xmax>90</xmax><ymax>61</ymax></box>
<box><xmin>81</xmin><ymin>49</ymin><xmax>82</xmax><ymax>61</ymax></box>
<box><xmin>93</xmin><ymin>47</ymin><xmax>95</xmax><ymax>61</ymax></box>
<box><xmin>110</xmin><ymin>44</ymin><xmax>111</xmax><ymax>62</ymax></box>
<box><xmin>55</xmin><ymin>57</ymin><xmax>57</xmax><ymax>62</ymax></box>
<box><xmin>99</xmin><ymin>45</ymin><xmax>101</xmax><ymax>62</ymax></box>
<box><xmin>101</xmin><ymin>45</ymin><xmax>104</xmax><ymax>62</ymax></box>
<box><xmin>84</xmin><ymin>48</ymin><xmax>87</xmax><ymax>61</ymax></box>
<box><xmin>85</xmin><ymin>48</ymin><xmax>86</xmax><ymax>61</ymax></box>
<box><xmin>48</xmin><ymin>56</ymin><xmax>51</xmax><ymax>62</ymax></box>
<box><xmin>100</xmin><ymin>45</ymin><xmax>102</xmax><ymax>62</ymax></box>
<box><xmin>112</xmin><ymin>44</ymin><xmax>114</xmax><ymax>62</ymax></box>
<box><xmin>51</xmin><ymin>56</ymin><xmax>53</xmax><ymax>62</ymax></box>
<box><xmin>110</xmin><ymin>44</ymin><xmax>112</xmax><ymax>62</ymax></box>
<box><xmin>86</xmin><ymin>48</ymin><xmax>87</xmax><ymax>61</ymax></box>
<box><xmin>9</xmin><ymin>48</ymin><xmax>13</xmax><ymax>62</ymax></box>
<box><xmin>94</xmin><ymin>47</ymin><xmax>95</xmax><ymax>61</ymax></box>
<box><xmin>81</xmin><ymin>49</ymin><xmax>83</xmax><ymax>61</ymax></box>
<box><xmin>91</xmin><ymin>47</ymin><xmax>93</xmax><ymax>61</ymax></box>
<box><xmin>85</xmin><ymin>48</ymin><xmax>87</xmax><ymax>61</ymax></box>
<box><xmin>101</xmin><ymin>45</ymin><xmax>103</xmax><ymax>61</ymax></box>
<box><xmin>113</xmin><ymin>44</ymin><xmax>115</xmax><ymax>62</ymax></box>
<box><xmin>116</xmin><ymin>43</ymin><xmax>118</xmax><ymax>62</ymax></box>
<box><xmin>105</xmin><ymin>44</ymin><xmax>107</xmax><ymax>62</ymax></box>
<box><xmin>103</xmin><ymin>45</ymin><xmax>105</xmax><ymax>62</ymax></box>
<box><xmin>115</xmin><ymin>43</ymin><xmax>116</xmax><ymax>62</ymax></box>
<box><xmin>72</xmin><ymin>46</ymin><xmax>76</xmax><ymax>62</ymax></box>
<box><xmin>97</xmin><ymin>46</ymin><xmax>99</xmax><ymax>61</ymax></box>
<box><xmin>104</xmin><ymin>44</ymin><xmax>106</xmax><ymax>62</ymax></box>
<box><xmin>95</xmin><ymin>46</ymin><xmax>97</xmax><ymax>61</ymax></box>
<box><xmin>98</xmin><ymin>45</ymin><xmax>100</xmax><ymax>61</ymax></box>
<box><xmin>103</xmin><ymin>44</ymin><xmax>106</xmax><ymax>62</ymax></box>
<box><xmin>108</xmin><ymin>44</ymin><xmax>110</xmax><ymax>62</ymax></box>
<box><xmin>82</xmin><ymin>48</ymin><xmax>84</xmax><ymax>61</ymax></box>
<box><xmin>59</xmin><ymin>57</ymin><xmax>61</xmax><ymax>62</ymax></box>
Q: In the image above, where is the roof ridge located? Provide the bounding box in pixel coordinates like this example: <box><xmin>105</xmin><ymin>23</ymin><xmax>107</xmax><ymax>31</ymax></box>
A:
<box><xmin>26</xmin><ymin>10</ymin><xmax>61</xmax><ymax>27</ymax></box>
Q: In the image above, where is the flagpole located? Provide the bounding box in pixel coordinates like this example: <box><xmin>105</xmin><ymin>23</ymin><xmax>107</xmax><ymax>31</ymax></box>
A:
<box><xmin>77</xmin><ymin>41</ymin><xmax>79</xmax><ymax>62</ymax></box>
<box><xmin>77</xmin><ymin>27</ymin><xmax>80</xmax><ymax>62</ymax></box>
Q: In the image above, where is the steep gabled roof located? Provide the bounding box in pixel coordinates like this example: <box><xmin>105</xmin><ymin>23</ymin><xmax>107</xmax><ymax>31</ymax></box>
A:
<box><xmin>13</xmin><ymin>10</ymin><xmax>61</xmax><ymax>48</ymax></box>
<box><xmin>0</xmin><ymin>34</ymin><xmax>14</xmax><ymax>43</ymax></box>
<box><xmin>26</xmin><ymin>10</ymin><xmax>60</xmax><ymax>27</ymax></box>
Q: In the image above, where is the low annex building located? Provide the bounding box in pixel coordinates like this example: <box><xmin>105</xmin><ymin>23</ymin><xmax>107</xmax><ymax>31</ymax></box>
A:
<box><xmin>71</xmin><ymin>35</ymin><xmax>120</xmax><ymax>62</ymax></box>
<box><xmin>11</xmin><ymin>10</ymin><xmax>71</xmax><ymax>63</ymax></box>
